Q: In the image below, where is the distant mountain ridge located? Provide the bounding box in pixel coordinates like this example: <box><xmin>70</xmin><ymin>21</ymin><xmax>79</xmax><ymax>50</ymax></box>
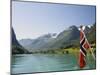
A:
<box><xmin>19</xmin><ymin>25</ymin><xmax>79</xmax><ymax>52</ymax></box>
<box><xmin>19</xmin><ymin>39</ymin><xmax>33</xmax><ymax>47</ymax></box>
<box><xmin>19</xmin><ymin>33</ymin><xmax>57</xmax><ymax>52</ymax></box>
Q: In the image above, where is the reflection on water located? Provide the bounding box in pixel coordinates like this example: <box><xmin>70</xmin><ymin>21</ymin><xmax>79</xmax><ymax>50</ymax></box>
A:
<box><xmin>11</xmin><ymin>54</ymin><xmax>96</xmax><ymax>74</ymax></box>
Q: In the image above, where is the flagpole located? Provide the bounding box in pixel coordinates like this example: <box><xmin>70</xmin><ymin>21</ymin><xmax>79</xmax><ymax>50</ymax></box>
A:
<box><xmin>85</xmin><ymin>36</ymin><xmax>96</xmax><ymax>60</ymax></box>
<box><xmin>89</xmin><ymin>47</ymin><xmax>96</xmax><ymax>60</ymax></box>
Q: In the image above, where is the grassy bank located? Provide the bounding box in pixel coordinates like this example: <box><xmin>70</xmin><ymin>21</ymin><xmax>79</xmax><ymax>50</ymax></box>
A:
<box><xmin>32</xmin><ymin>47</ymin><xmax>80</xmax><ymax>54</ymax></box>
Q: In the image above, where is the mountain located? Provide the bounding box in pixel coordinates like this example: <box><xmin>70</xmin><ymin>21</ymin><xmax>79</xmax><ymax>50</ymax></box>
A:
<box><xmin>19</xmin><ymin>39</ymin><xmax>33</xmax><ymax>47</ymax></box>
<box><xmin>21</xmin><ymin>33</ymin><xmax>57</xmax><ymax>51</ymax></box>
<box><xmin>85</xmin><ymin>23</ymin><xmax>96</xmax><ymax>44</ymax></box>
<box><xmin>84</xmin><ymin>26</ymin><xmax>91</xmax><ymax>34</ymax></box>
<box><xmin>12</xmin><ymin>28</ymin><xmax>29</xmax><ymax>54</ymax></box>
<box><xmin>39</xmin><ymin>25</ymin><xmax>80</xmax><ymax>50</ymax></box>
<box><xmin>22</xmin><ymin>26</ymin><xmax>80</xmax><ymax>52</ymax></box>
<box><xmin>12</xmin><ymin>28</ymin><xmax>21</xmax><ymax>46</ymax></box>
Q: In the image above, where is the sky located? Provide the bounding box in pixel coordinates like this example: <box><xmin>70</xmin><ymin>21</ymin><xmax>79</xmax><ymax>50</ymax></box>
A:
<box><xmin>12</xmin><ymin>1</ymin><xmax>96</xmax><ymax>40</ymax></box>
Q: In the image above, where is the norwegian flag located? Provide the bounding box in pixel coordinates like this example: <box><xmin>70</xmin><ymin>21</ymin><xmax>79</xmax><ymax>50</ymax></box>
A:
<box><xmin>79</xmin><ymin>27</ymin><xmax>91</xmax><ymax>68</ymax></box>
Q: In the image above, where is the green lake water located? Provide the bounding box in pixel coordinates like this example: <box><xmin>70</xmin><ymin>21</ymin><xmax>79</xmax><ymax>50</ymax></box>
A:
<box><xmin>11</xmin><ymin>54</ymin><xmax>96</xmax><ymax>74</ymax></box>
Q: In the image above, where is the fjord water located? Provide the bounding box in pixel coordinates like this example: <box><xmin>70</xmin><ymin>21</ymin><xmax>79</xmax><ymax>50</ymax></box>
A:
<box><xmin>11</xmin><ymin>54</ymin><xmax>96</xmax><ymax>74</ymax></box>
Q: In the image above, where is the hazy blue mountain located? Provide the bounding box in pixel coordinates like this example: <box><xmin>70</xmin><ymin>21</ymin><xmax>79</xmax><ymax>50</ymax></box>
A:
<box><xmin>12</xmin><ymin>28</ymin><xmax>29</xmax><ymax>54</ymax></box>
<box><xmin>19</xmin><ymin>39</ymin><xmax>34</xmax><ymax>47</ymax></box>
<box><xmin>24</xmin><ymin>33</ymin><xmax>57</xmax><ymax>51</ymax></box>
